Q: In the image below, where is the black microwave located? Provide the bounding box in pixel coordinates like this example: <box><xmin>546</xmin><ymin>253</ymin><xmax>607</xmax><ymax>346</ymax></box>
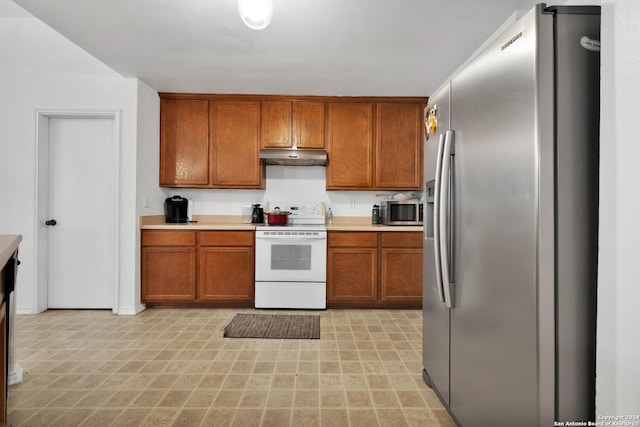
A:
<box><xmin>380</xmin><ymin>200</ymin><xmax>423</xmax><ymax>225</ymax></box>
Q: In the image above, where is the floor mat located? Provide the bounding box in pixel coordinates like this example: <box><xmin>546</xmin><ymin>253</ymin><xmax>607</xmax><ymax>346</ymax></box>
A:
<box><xmin>223</xmin><ymin>313</ymin><xmax>320</xmax><ymax>339</ymax></box>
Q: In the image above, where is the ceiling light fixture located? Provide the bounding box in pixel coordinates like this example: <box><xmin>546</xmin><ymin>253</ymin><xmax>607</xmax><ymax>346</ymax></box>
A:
<box><xmin>237</xmin><ymin>0</ymin><xmax>273</xmax><ymax>30</ymax></box>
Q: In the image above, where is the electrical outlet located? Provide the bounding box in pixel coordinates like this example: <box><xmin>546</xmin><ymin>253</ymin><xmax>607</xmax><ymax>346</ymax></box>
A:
<box><xmin>142</xmin><ymin>195</ymin><xmax>149</xmax><ymax>208</ymax></box>
<box><xmin>349</xmin><ymin>199</ymin><xmax>356</xmax><ymax>209</ymax></box>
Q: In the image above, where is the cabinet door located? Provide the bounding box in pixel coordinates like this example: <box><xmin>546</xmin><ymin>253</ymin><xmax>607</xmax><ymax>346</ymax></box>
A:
<box><xmin>141</xmin><ymin>247</ymin><xmax>196</xmax><ymax>301</ymax></box>
<box><xmin>327</xmin><ymin>247</ymin><xmax>377</xmax><ymax>302</ymax></box>
<box><xmin>261</xmin><ymin>101</ymin><xmax>292</xmax><ymax>148</ymax></box>
<box><xmin>160</xmin><ymin>98</ymin><xmax>210</xmax><ymax>187</ymax></box>
<box><xmin>375</xmin><ymin>103</ymin><xmax>423</xmax><ymax>189</ymax></box>
<box><xmin>326</xmin><ymin>102</ymin><xmax>373</xmax><ymax>189</ymax></box>
<box><xmin>380</xmin><ymin>248</ymin><xmax>423</xmax><ymax>302</ymax></box>
<box><xmin>210</xmin><ymin>101</ymin><xmax>263</xmax><ymax>188</ymax></box>
<box><xmin>295</xmin><ymin>101</ymin><xmax>325</xmax><ymax>149</ymax></box>
<box><xmin>199</xmin><ymin>247</ymin><xmax>254</xmax><ymax>301</ymax></box>
<box><xmin>262</xmin><ymin>101</ymin><xmax>325</xmax><ymax>149</ymax></box>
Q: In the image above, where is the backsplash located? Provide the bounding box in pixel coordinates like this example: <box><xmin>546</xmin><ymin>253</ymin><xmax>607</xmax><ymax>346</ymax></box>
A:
<box><xmin>158</xmin><ymin>165</ymin><xmax>422</xmax><ymax>217</ymax></box>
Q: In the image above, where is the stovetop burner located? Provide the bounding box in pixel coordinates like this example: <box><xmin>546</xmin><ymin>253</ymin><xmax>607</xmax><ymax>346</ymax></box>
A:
<box><xmin>259</xmin><ymin>202</ymin><xmax>326</xmax><ymax>229</ymax></box>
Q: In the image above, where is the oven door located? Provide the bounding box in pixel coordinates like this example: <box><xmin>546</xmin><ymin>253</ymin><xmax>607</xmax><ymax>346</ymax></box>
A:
<box><xmin>255</xmin><ymin>231</ymin><xmax>327</xmax><ymax>282</ymax></box>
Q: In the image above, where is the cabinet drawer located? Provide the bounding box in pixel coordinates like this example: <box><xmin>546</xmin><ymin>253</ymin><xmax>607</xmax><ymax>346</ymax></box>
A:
<box><xmin>329</xmin><ymin>232</ymin><xmax>377</xmax><ymax>247</ymax></box>
<box><xmin>200</xmin><ymin>231</ymin><xmax>254</xmax><ymax>246</ymax></box>
<box><xmin>142</xmin><ymin>231</ymin><xmax>196</xmax><ymax>246</ymax></box>
<box><xmin>381</xmin><ymin>232</ymin><xmax>422</xmax><ymax>248</ymax></box>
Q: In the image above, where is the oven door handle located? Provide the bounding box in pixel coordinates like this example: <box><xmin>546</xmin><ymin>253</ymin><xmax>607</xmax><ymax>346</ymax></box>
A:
<box><xmin>256</xmin><ymin>233</ymin><xmax>327</xmax><ymax>240</ymax></box>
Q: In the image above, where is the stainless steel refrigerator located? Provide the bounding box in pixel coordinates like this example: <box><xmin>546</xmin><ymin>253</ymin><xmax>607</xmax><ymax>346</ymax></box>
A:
<box><xmin>422</xmin><ymin>4</ymin><xmax>599</xmax><ymax>426</ymax></box>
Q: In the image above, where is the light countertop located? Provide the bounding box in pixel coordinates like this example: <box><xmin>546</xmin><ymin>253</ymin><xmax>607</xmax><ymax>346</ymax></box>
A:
<box><xmin>140</xmin><ymin>215</ymin><xmax>256</xmax><ymax>230</ymax></box>
<box><xmin>140</xmin><ymin>215</ymin><xmax>422</xmax><ymax>232</ymax></box>
<box><xmin>327</xmin><ymin>217</ymin><xmax>423</xmax><ymax>232</ymax></box>
<box><xmin>0</xmin><ymin>235</ymin><xmax>22</xmax><ymax>268</ymax></box>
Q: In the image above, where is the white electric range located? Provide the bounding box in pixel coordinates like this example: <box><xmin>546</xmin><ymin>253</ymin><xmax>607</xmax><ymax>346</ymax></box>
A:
<box><xmin>254</xmin><ymin>202</ymin><xmax>327</xmax><ymax>309</ymax></box>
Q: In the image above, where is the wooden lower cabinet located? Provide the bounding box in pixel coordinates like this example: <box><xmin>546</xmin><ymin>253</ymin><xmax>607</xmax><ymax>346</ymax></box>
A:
<box><xmin>328</xmin><ymin>248</ymin><xmax>377</xmax><ymax>302</ymax></box>
<box><xmin>141</xmin><ymin>231</ymin><xmax>197</xmax><ymax>302</ymax></box>
<box><xmin>141</xmin><ymin>230</ymin><xmax>254</xmax><ymax>306</ymax></box>
<box><xmin>142</xmin><ymin>247</ymin><xmax>197</xmax><ymax>301</ymax></box>
<box><xmin>198</xmin><ymin>231</ymin><xmax>254</xmax><ymax>302</ymax></box>
<box><xmin>328</xmin><ymin>231</ymin><xmax>422</xmax><ymax>308</ymax></box>
<box><xmin>381</xmin><ymin>248</ymin><xmax>423</xmax><ymax>302</ymax></box>
<box><xmin>328</xmin><ymin>232</ymin><xmax>377</xmax><ymax>304</ymax></box>
<box><xmin>142</xmin><ymin>229</ymin><xmax>419</xmax><ymax>308</ymax></box>
<box><xmin>380</xmin><ymin>231</ymin><xmax>423</xmax><ymax>303</ymax></box>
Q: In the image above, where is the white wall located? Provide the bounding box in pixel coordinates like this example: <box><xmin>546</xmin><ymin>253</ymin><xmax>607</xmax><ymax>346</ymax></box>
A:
<box><xmin>0</xmin><ymin>13</ymin><xmax>141</xmax><ymax>314</ymax></box>
<box><xmin>159</xmin><ymin>166</ymin><xmax>414</xmax><ymax>219</ymax></box>
<box><xmin>596</xmin><ymin>0</ymin><xmax>640</xmax><ymax>416</ymax></box>
<box><xmin>128</xmin><ymin>80</ymin><xmax>162</xmax><ymax>314</ymax></box>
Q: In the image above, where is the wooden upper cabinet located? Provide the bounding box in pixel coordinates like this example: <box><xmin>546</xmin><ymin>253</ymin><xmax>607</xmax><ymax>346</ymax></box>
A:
<box><xmin>375</xmin><ymin>102</ymin><xmax>423</xmax><ymax>189</ymax></box>
<box><xmin>261</xmin><ymin>101</ymin><xmax>292</xmax><ymax>148</ymax></box>
<box><xmin>159</xmin><ymin>94</ymin><xmax>423</xmax><ymax>190</ymax></box>
<box><xmin>261</xmin><ymin>100</ymin><xmax>325</xmax><ymax>149</ymax></box>
<box><xmin>326</xmin><ymin>102</ymin><xmax>374</xmax><ymax>189</ymax></box>
<box><xmin>295</xmin><ymin>102</ymin><xmax>325</xmax><ymax>149</ymax></box>
<box><xmin>210</xmin><ymin>100</ymin><xmax>264</xmax><ymax>188</ymax></box>
<box><xmin>160</xmin><ymin>98</ymin><xmax>210</xmax><ymax>187</ymax></box>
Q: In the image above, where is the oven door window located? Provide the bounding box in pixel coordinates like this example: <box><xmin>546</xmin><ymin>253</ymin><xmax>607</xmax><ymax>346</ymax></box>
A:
<box><xmin>271</xmin><ymin>244</ymin><xmax>312</xmax><ymax>270</ymax></box>
<box><xmin>255</xmin><ymin>237</ymin><xmax>326</xmax><ymax>282</ymax></box>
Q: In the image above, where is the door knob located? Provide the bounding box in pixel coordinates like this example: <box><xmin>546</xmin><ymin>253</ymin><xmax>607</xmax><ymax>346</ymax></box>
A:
<box><xmin>45</xmin><ymin>219</ymin><xmax>57</xmax><ymax>226</ymax></box>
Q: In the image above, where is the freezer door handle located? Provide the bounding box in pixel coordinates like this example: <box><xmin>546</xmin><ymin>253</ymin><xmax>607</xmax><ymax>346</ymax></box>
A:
<box><xmin>439</xmin><ymin>130</ymin><xmax>455</xmax><ymax>308</ymax></box>
<box><xmin>433</xmin><ymin>133</ymin><xmax>446</xmax><ymax>303</ymax></box>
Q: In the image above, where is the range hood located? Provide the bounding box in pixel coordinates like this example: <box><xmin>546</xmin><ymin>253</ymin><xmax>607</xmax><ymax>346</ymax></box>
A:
<box><xmin>259</xmin><ymin>149</ymin><xmax>327</xmax><ymax>166</ymax></box>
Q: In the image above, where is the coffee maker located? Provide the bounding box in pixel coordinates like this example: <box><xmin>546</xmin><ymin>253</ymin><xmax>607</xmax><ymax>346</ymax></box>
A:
<box><xmin>164</xmin><ymin>196</ymin><xmax>189</xmax><ymax>223</ymax></box>
<box><xmin>251</xmin><ymin>204</ymin><xmax>264</xmax><ymax>224</ymax></box>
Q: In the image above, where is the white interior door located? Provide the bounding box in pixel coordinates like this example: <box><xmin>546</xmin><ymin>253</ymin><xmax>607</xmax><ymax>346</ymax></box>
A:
<box><xmin>47</xmin><ymin>117</ymin><xmax>116</xmax><ymax>309</ymax></box>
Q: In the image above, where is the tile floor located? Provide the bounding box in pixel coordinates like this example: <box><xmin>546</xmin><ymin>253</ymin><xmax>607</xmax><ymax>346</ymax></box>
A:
<box><xmin>8</xmin><ymin>308</ymin><xmax>455</xmax><ymax>426</ymax></box>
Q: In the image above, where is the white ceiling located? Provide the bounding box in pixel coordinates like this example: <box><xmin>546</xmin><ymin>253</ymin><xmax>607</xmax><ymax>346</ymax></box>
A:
<box><xmin>6</xmin><ymin>0</ymin><xmax>536</xmax><ymax>96</ymax></box>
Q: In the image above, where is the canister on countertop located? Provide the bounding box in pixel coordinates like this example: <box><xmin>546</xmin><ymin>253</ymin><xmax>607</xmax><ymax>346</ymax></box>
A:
<box><xmin>242</xmin><ymin>204</ymin><xmax>253</xmax><ymax>223</ymax></box>
<box><xmin>372</xmin><ymin>204</ymin><xmax>380</xmax><ymax>224</ymax></box>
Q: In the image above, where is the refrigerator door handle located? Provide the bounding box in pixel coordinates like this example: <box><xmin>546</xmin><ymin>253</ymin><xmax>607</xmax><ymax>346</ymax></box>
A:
<box><xmin>440</xmin><ymin>130</ymin><xmax>455</xmax><ymax>308</ymax></box>
<box><xmin>433</xmin><ymin>133</ymin><xmax>446</xmax><ymax>303</ymax></box>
